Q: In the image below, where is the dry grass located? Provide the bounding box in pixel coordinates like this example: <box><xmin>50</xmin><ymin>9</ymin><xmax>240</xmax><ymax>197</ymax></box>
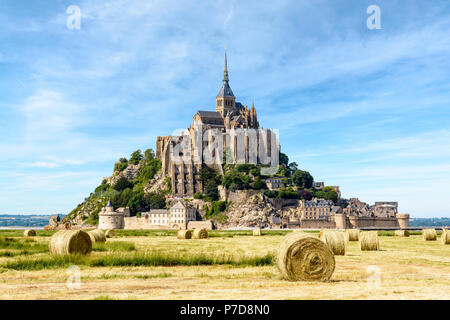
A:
<box><xmin>0</xmin><ymin>231</ymin><xmax>449</xmax><ymax>300</ymax></box>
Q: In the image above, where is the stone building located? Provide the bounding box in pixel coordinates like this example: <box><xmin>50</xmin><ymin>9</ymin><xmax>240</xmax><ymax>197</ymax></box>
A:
<box><xmin>298</xmin><ymin>198</ymin><xmax>334</xmax><ymax>220</ymax></box>
<box><xmin>169</xmin><ymin>200</ymin><xmax>196</xmax><ymax>229</ymax></box>
<box><xmin>123</xmin><ymin>200</ymin><xmax>197</xmax><ymax>230</ymax></box>
<box><xmin>372</xmin><ymin>201</ymin><xmax>398</xmax><ymax>217</ymax></box>
<box><xmin>98</xmin><ymin>201</ymin><xmax>130</xmax><ymax>230</ymax></box>
<box><xmin>156</xmin><ymin>53</ymin><xmax>279</xmax><ymax>197</ymax></box>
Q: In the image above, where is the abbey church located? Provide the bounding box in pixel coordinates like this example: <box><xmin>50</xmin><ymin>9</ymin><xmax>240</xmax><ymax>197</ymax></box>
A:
<box><xmin>156</xmin><ymin>53</ymin><xmax>277</xmax><ymax>197</ymax></box>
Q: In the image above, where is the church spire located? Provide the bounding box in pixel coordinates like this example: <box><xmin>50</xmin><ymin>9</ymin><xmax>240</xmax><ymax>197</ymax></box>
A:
<box><xmin>223</xmin><ymin>50</ymin><xmax>229</xmax><ymax>83</ymax></box>
<box><xmin>216</xmin><ymin>49</ymin><xmax>236</xmax><ymax>116</ymax></box>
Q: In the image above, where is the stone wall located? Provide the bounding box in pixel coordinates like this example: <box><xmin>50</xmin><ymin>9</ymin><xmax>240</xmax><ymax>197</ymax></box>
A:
<box><xmin>187</xmin><ymin>220</ymin><xmax>214</xmax><ymax>230</ymax></box>
<box><xmin>124</xmin><ymin>217</ymin><xmax>169</xmax><ymax>230</ymax></box>
<box><xmin>218</xmin><ymin>187</ymin><xmax>259</xmax><ymax>202</ymax></box>
<box><xmin>300</xmin><ymin>219</ymin><xmax>336</xmax><ymax>229</ymax></box>
<box><xmin>347</xmin><ymin>216</ymin><xmax>398</xmax><ymax>229</ymax></box>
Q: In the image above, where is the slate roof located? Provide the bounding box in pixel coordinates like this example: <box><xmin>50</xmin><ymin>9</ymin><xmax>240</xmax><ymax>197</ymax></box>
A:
<box><xmin>216</xmin><ymin>82</ymin><xmax>235</xmax><ymax>98</ymax></box>
<box><xmin>196</xmin><ymin>110</ymin><xmax>223</xmax><ymax>119</ymax></box>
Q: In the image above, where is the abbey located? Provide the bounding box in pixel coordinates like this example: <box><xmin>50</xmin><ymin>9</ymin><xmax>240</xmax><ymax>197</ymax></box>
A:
<box><xmin>156</xmin><ymin>53</ymin><xmax>278</xmax><ymax>197</ymax></box>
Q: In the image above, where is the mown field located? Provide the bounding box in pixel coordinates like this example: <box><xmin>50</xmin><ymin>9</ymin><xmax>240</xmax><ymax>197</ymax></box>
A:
<box><xmin>0</xmin><ymin>229</ymin><xmax>449</xmax><ymax>300</ymax></box>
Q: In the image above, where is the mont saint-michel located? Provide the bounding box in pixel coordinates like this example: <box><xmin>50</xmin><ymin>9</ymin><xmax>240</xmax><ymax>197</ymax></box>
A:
<box><xmin>56</xmin><ymin>55</ymin><xmax>410</xmax><ymax>232</ymax></box>
<box><xmin>1</xmin><ymin>0</ymin><xmax>450</xmax><ymax>303</ymax></box>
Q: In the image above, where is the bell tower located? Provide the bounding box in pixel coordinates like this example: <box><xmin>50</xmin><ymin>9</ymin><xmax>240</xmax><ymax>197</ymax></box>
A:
<box><xmin>216</xmin><ymin>51</ymin><xmax>236</xmax><ymax>117</ymax></box>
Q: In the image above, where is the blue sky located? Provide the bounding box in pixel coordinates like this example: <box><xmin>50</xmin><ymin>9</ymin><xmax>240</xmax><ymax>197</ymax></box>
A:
<box><xmin>0</xmin><ymin>0</ymin><xmax>449</xmax><ymax>217</ymax></box>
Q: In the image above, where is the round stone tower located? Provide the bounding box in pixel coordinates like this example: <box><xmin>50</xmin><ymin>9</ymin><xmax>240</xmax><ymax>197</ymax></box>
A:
<box><xmin>98</xmin><ymin>201</ymin><xmax>125</xmax><ymax>230</ymax></box>
<box><xmin>396</xmin><ymin>213</ymin><xmax>410</xmax><ymax>229</ymax></box>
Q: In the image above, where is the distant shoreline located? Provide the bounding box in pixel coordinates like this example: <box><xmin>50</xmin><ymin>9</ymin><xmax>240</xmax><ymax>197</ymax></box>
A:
<box><xmin>0</xmin><ymin>226</ymin><xmax>45</xmax><ymax>230</ymax></box>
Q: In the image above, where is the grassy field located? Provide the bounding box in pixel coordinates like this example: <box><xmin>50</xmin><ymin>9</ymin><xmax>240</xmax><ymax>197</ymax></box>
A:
<box><xmin>0</xmin><ymin>229</ymin><xmax>449</xmax><ymax>300</ymax></box>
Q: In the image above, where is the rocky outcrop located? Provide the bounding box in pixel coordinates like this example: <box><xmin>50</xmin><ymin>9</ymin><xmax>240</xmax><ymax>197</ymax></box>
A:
<box><xmin>144</xmin><ymin>171</ymin><xmax>166</xmax><ymax>194</ymax></box>
<box><xmin>107</xmin><ymin>163</ymin><xmax>141</xmax><ymax>185</ymax></box>
<box><xmin>224</xmin><ymin>192</ymin><xmax>281</xmax><ymax>228</ymax></box>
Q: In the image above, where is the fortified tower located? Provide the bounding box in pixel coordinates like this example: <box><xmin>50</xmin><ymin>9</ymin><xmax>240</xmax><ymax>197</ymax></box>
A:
<box><xmin>98</xmin><ymin>201</ymin><xmax>127</xmax><ymax>230</ymax></box>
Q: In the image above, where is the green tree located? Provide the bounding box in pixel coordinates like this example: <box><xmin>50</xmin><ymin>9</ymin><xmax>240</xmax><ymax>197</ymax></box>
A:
<box><xmin>199</xmin><ymin>166</ymin><xmax>218</xmax><ymax>185</ymax></box>
<box><xmin>144</xmin><ymin>192</ymin><xmax>166</xmax><ymax>209</ymax></box>
<box><xmin>291</xmin><ymin>170</ymin><xmax>314</xmax><ymax>189</ymax></box>
<box><xmin>111</xmin><ymin>188</ymin><xmax>133</xmax><ymax>208</ymax></box>
<box><xmin>144</xmin><ymin>148</ymin><xmax>155</xmax><ymax>161</ymax></box>
<box><xmin>127</xmin><ymin>191</ymin><xmax>145</xmax><ymax>214</ymax></box>
<box><xmin>113</xmin><ymin>177</ymin><xmax>134</xmax><ymax>191</ymax></box>
<box><xmin>279</xmin><ymin>152</ymin><xmax>289</xmax><ymax>167</ymax></box>
<box><xmin>204</xmin><ymin>180</ymin><xmax>219</xmax><ymax>201</ymax></box>
<box><xmin>129</xmin><ymin>149</ymin><xmax>143</xmax><ymax>165</ymax></box>
<box><xmin>222</xmin><ymin>169</ymin><xmax>251</xmax><ymax>191</ymax></box>
<box><xmin>315</xmin><ymin>187</ymin><xmax>338</xmax><ymax>203</ymax></box>
<box><xmin>288</xmin><ymin>162</ymin><xmax>298</xmax><ymax>174</ymax></box>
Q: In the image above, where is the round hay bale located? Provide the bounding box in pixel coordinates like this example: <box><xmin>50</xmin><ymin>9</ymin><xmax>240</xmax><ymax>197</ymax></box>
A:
<box><xmin>24</xmin><ymin>229</ymin><xmax>36</xmax><ymax>237</ymax></box>
<box><xmin>193</xmin><ymin>228</ymin><xmax>208</xmax><ymax>239</ymax></box>
<box><xmin>318</xmin><ymin>230</ymin><xmax>346</xmax><ymax>255</ymax></box>
<box><xmin>105</xmin><ymin>229</ymin><xmax>116</xmax><ymax>238</ymax></box>
<box><xmin>422</xmin><ymin>228</ymin><xmax>437</xmax><ymax>241</ymax></box>
<box><xmin>359</xmin><ymin>231</ymin><xmax>380</xmax><ymax>251</ymax></box>
<box><xmin>177</xmin><ymin>229</ymin><xmax>192</xmax><ymax>239</ymax></box>
<box><xmin>318</xmin><ymin>229</ymin><xmax>326</xmax><ymax>239</ymax></box>
<box><xmin>49</xmin><ymin>230</ymin><xmax>92</xmax><ymax>255</ymax></box>
<box><xmin>253</xmin><ymin>227</ymin><xmax>262</xmax><ymax>236</ymax></box>
<box><xmin>88</xmin><ymin>229</ymin><xmax>106</xmax><ymax>243</ymax></box>
<box><xmin>394</xmin><ymin>230</ymin><xmax>410</xmax><ymax>237</ymax></box>
<box><xmin>345</xmin><ymin>229</ymin><xmax>360</xmax><ymax>241</ymax></box>
<box><xmin>441</xmin><ymin>228</ymin><xmax>450</xmax><ymax>245</ymax></box>
<box><xmin>277</xmin><ymin>232</ymin><xmax>335</xmax><ymax>282</ymax></box>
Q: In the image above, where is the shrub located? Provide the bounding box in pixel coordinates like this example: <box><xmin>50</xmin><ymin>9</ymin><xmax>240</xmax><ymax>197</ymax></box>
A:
<box><xmin>113</xmin><ymin>177</ymin><xmax>134</xmax><ymax>191</ymax></box>
<box><xmin>264</xmin><ymin>190</ymin><xmax>278</xmax><ymax>198</ymax></box>
<box><xmin>135</xmin><ymin>158</ymin><xmax>161</xmax><ymax>183</ymax></box>
<box><xmin>114</xmin><ymin>162</ymin><xmax>128</xmax><ymax>172</ymax></box>
<box><xmin>249</xmin><ymin>168</ymin><xmax>260</xmax><ymax>177</ymax></box>
<box><xmin>278</xmin><ymin>188</ymin><xmax>299</xmax><ymax>199</ymax></box>
<box><xmin>236</xmin><ymin>163</ymin><xmax>256</xmax><ymax>174</ymax></box>
<box><xmin>250</xmin><ymin>177</ymin><xmax>267</xmax><ymax>190</ymax></box>
<box><xmin>193</xmin><ymin>192</ymin><xmax>203</xmax><ymax>200</ymax></box>
<box><xmin>94</xmin><ymin>180</ymin><xmax>110</xmax><ymax>193</ymax></box>
<box><xmin>205</xmin><ymin>201</ymin><xmax>228</xmax><ymax>218</ymax></box>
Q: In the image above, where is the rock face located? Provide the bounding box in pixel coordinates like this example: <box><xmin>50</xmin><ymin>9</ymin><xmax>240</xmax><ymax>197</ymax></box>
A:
<box><xmin>144</xmin><ymin>172</ymin><xmax>166</xmax><ymax>194</ymax></box>
<box><xmin>223</xmin><ymin>192</ymin><xmax>281</xmax><ymax>228</ymax></box>
<box><xmin>107</xmin><ymin>163</ymin><xmax>141</xmax><ymax>185</ymax></box>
